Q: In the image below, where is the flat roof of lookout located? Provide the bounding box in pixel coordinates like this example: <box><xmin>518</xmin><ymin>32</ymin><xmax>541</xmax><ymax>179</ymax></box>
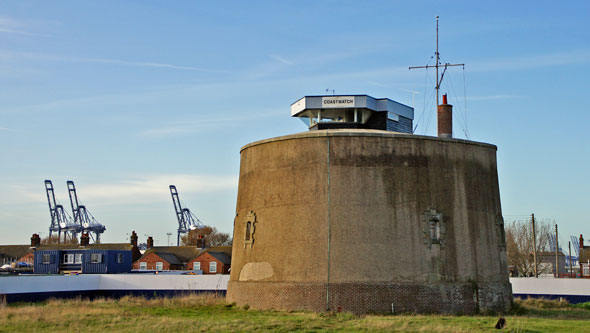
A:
<box><xmin>290</xmin><ymin>95</ymin><xmax>414</xmax><ymax>120</ymax></box>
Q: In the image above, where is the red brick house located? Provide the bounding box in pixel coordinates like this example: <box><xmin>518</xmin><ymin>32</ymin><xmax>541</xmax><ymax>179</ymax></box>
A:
<box><xmin>133</xmin><ymin>242</ymin><xmax>232</xmax><ymax>273</ymax></box>
<box><xmin>133</xmin><ymin>243</ymin><xmax>201</xmax><ymax>271</ymax></box>
<box><xmin>188</xmin><ymin>251</ymin><xmax>231</xmax><ymax>274</ymax></box>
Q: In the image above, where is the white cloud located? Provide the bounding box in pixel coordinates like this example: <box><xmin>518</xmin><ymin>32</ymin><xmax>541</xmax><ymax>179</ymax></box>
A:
<box><xmin>7</xmin><ymin>174</ymin><xmax>238</xmax><ymax>207</ymax></box>
<box><xmin>269</xmin><ymin>54</ymin><xmax>294</xmax><ymax>65</ymax></box>
<box><xmin>465</xmin><ymin>95</ymin><xmax>521</xmax><ymax>101</ymax></box>
<box><xmin>137</xmin><ymin>109</ymin><xmax>282</xmax><ymax>139</ymax></box>
<box><xmin>78</xmin><ymin>57</ymin><xmax>228</xmax><ymax>73</ymax></box>
<box><xmin>470</xmin><ymin>50</ymin><xmax>590</xmax><ymax>72</ymax></box>
<box><xmin>0</xmin><ymin>16</ymin><xmax>50</xmax><ymax>37</ymax></box>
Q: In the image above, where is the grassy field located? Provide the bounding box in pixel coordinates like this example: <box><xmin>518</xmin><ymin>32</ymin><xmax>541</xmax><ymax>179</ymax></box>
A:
<box><xmin>1</xmin><ymin>295</ymin><xmax>589</xmax><ymax>332</ymax></box>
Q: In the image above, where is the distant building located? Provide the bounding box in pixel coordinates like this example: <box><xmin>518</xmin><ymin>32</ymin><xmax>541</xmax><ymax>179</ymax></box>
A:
<box><xmin>0</xmin><ymin>231</ymin><xmax>142</xmax><ymax>274</ymax></box>
<box><xmin>579</xmin><ymin>235</ymin><xmax>590</xmax><ymax>277</ymax></box>
<box><xmin>133</xmin><ymin>236</ymin><xmax>231</xmax><ymax>273</ymax></box>
<box><xmin>535</xmin><ymin>252</ymin><xmax>567</xmax><ymax>277</ymax></box>
<box><xmin>188</xmin><ymin>251</ymin><xmax>231</xmax><ymax>274</ymax></box>
<box><xmin>34</xmin><ymin>248</ymin><xmax>132</xmax><ymax>274</ymax></box>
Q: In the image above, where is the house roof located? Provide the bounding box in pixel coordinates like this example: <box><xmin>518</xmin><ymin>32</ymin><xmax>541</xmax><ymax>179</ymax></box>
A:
<box><xmin>0</xmin><ymin>245</ymin><xmax>31</xmax><ymax>259</ymax></box>
<box><xmin>203</xmin><ymin>246</ymin><xmax>232</xmax><ymax>256</ymax></box>
<box><xmin>207</xmin><ymin>252</ymin><xmax>232</xmax><ymax>265</ymax></box>
<box><xmin>137</xmin><ymin>246</ymin><xmax>201</xmax><ymax>263</ymax></box>
<box><xmin>580</xmin><ymin>248</ymin><xmax>590</xmax><ymax>264</ymax></box>
<box><xmin>135</xmin><ymin>245</ymin><xmax>233</xmax><ymax>264</ymax></box>
<box><xmin>153</xmin><ymin>252</ymin><xmax>183</xmax><ymax>265</ymax></box>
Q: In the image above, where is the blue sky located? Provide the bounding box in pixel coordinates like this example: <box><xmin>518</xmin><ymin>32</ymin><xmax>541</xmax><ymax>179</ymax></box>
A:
<box><xmin>0</xmin><ymin>1</ymin><xmax>588</xmax><ymax>247</ymax></box>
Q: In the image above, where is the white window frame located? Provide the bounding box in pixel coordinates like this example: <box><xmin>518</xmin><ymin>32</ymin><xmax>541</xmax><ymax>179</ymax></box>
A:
<box><xmin>90</xmin><ymin>253</ymin><xmax>102</xmax><ymax>264</ymax></box>
<box><xmin>139</xmin><ymin>262</ymin><xmax>147</xmax><ymax>270</ymax></box>
<box><xmin>74</xmin><ymin>254</ymin><xmax>83</xmax><ymax>264</ymax></box>
<box><xmin>63</xmin><ymin>254</ymin><xmax>74</xmax><ymax>264</ymax></box>
<box><xmin>42</xmin><ymin>254</ymin><xmax>51</xmax><ymax>264</ymax></box>
<box><xmin>155</xmin><ymin>262</ymin><xmax>163</xmax><ymax>271</ymax></box>
<box><xmin>209</xmin><ymin>261</ymin><xmax>217</xmax><ymax>273</ymax></box>
<box><xmin>193</xmin><ymin>262</ymin><xmax>201</xmax><ymax>271</ymax></box>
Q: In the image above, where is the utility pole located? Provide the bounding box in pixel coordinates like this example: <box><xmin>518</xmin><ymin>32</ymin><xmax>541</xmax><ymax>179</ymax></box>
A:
<box><xmin>555</xmin><ymin>224</ymin><xmax>559</xmax><ymax>278</ymax></box>
<box><xmin>532</xmin><ymin>213</ymin><xmax>538</xmax><ymax>278</ymax></box>
<box><xmin>409</xmin><ymin>16</ymin><xmax>464</xmax><ymax>108</ymax></box>
<box><xmin>569</xmin><ymin>241</ymin><xmax>573</xmax><ymax>278</ymax></box>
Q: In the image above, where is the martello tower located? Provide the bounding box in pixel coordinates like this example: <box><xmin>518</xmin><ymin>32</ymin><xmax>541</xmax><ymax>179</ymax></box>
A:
<box><xmin>226</xmin><ymin>93</ymin><xmax>512</xmax><ymax>314</ymax></box>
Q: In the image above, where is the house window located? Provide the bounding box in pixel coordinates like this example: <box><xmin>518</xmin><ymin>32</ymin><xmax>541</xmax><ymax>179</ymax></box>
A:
<box><xmin>193</xmin><ymin>262</ymin><xmax>201</xmax><ymax>271</ymax></box>
<box><xmin>116</xmin><ymin>253</ymin><xmax>124</xmax><ymax>264</ymax></box>
<box><xmin>139</xmin><ymin>262</ymin><xmax>147</xmax><ymax>270</ymax></box>
<box><xmin>210</xmin><ymin>261</ymin><xmax>217</xmax><ymax>273</ymax></box>
<box><xmin>63</xmin><ymin>254</ymin><xmax>74</xmax><ymax>264</ymax></box>
<box><xmin>156</xmin><ymin>262</ymin><xmax>163</xmax><ymax>271</ymax></box>
<box><xmin>75</xmin><ymin>254</ymin><xmax>83</xmax><ymax>264</ymax></box>
<box><xmin>584</xmin><ymin>265</ymin><xmax>590</xmax><ymax>276</ymax></box>
<box><xmin>90</xmin><ymin>253</ymin><xmax>102</xmax><ymax>263</ymax></box>
<box><xmin>42</xmin><ymin>254</ymin><xmax>51</xmax><ymax>264</ymax></box>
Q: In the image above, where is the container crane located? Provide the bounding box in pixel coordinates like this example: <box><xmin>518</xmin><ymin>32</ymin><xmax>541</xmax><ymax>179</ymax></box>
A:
<box><xmin>67</xmin><ymin>180</ymin><xmax>106</xmax><ymax>243</ymax></box>
<box><xmin>169</xmin><ymin>185</ymin><xmax>205</xmax><ymax>246</ymax></box>
<box><xmin>45</xmin><ymin>180</ymin><xmax>80</xmax><ymax>243</ymax></box>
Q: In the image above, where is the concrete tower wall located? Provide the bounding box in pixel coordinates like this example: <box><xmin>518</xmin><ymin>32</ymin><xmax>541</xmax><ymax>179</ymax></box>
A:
<box><xmin>228</xmin><ymin>129</ymin><xmax>512</xmax><ymax>314</ymax></box>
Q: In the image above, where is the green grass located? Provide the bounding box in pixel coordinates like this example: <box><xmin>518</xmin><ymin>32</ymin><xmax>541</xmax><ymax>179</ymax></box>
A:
<box><xmin>1</xmin><ymin>295</ymin><xmax>590</xmax><ymax>332</ymax></box>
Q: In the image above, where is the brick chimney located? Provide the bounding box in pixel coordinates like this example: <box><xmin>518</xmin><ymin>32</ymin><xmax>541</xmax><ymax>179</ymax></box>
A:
<box><xmin>147</xmin><ymin>236</ymin><xmax>154</xmax><ymax>249</ymax></box>
<box><xmin>130</xmin><ymin>231</ymin><xmax>138</xmax><ymax>247</ymax></box>
<box><xmin>437</xmin><ymin>94</ymin><xmax>452</xmax><ymax>138</ymax></box>
<box><xmin>580</xmin><ymin>234</ymin><xmax>584</xmax><ymax>250</ymax></box>
<box><xmin>80</xmin><ymin>233</ymin><xmax>90</xmax><ymax>247</ymax></box>
<box><xmin>30</xmin><ymin>233</ymin><xmax>41</xmax><ymax>247</ymax></box>
<box><xmin>197</xmin><ymin>234</ymin><xmax>206</xmax><ymax>248</ymax></box>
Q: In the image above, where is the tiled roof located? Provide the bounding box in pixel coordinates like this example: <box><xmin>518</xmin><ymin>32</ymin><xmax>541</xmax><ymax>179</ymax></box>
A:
<box><xmin>138</xmin><ymin>246</ymin><xmax>201</xmax><ymax>262</ymax></box>
<box><xmin>0</xmin><ymin>245</ymin><xmax>31</xmax><ymax>259</ymax></box>
<box><xmin>207</xmin><ymin>252</ymin><xmax>232</xmax><ymax>265</ymax></box>
<box><xmin>153</xmin><ymin>252</ymin><xmax>183</xmax><ymax>265</ymax></box>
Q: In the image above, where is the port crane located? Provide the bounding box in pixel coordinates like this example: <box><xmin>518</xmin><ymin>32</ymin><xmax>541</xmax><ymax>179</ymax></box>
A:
<box><xmin>67</xmin><ymin>180</ymin><xmax>106</xmax><ymax>243</ymax></box>
<box><xmin>169</xmin><ymin>185</ymin><xmax>205</xmax><ymax>246</ymax></box>
<box><xmin>45</xmin><ymin>180</ymin><xmax>80</xmax><ymax>243</ymax></box>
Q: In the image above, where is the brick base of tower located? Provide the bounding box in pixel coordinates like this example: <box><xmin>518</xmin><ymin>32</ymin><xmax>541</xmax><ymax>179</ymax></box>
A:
<box><xmin>227</xmin><ymin>281</ymin><xmax>512</xmax><ymax>314</ymax></box>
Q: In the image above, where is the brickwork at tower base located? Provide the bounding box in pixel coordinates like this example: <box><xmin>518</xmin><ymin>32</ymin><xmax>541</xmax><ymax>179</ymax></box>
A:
<box><xmin>227</xmin><ymin>281</ymin><xmax>512</xmax><ymax>314</ymax></box>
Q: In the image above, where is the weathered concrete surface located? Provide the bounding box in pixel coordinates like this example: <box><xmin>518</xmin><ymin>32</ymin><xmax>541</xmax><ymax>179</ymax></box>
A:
<box><xmin>227</xmin><ymin>129</ymin><xmax>512</xmax><ymax>314</ymax></box>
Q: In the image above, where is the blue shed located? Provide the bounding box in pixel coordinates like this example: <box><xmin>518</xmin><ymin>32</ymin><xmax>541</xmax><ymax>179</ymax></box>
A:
<box><xmin>33</xmin><ymin>250</ymin><xmax>60</xmax><ymax>274</ymax></box>
<box><xmin>34</xmin><ymin>249</ymin><xmax>132</xmax><ymax>274</ymax></box>
<box><xmin>81</xmin><ymin>250</ymin><xmax>132</xmax><ymax>274</ymax></box>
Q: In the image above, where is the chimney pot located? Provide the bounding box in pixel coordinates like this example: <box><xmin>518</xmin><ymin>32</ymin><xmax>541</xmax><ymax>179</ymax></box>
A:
<box><xmin>580</xmin><ymin>234</ymin><xmax>584</xmax><ymax>249</ymax></box>
<box><xmin>31</xmin><ymin>233</ymin><xmax>41</xmax><ymax>247</ymax></box>
<box><xmin>147</xmin><ymin>236</ymin><xmax>154</xmax><ymax>249</ymax></box>
<box><xmin>130</xmin><ymin>231</ymin><xmax>138</xmax><ymax>246</ymax></box>
<box><xmin>437</xmin><ymin>98</ymin><xmax>453</xmax><ymax>138</ymax></box>
<box><xmin>80</xmin><ymin>233</ymin><xmax>90</xmax><ymax>247</ymax></box>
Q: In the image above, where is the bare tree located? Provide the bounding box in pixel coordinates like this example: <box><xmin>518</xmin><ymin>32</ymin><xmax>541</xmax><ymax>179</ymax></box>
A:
<box><xmin>181</xmin><ymin>226</ymin><xmax>232</xmax><ymax>247</ymax></box>
<box><xmin>505</xmin><ymin>218</ymin><xmax>552</xmax><ymax>277</ymax></box>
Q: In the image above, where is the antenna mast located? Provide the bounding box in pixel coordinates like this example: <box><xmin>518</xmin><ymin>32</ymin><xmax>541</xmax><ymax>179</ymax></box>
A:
<box><xmin>409</xmin><ymin>16</ymin><xmax>464</xmax><ymax>107</ymax></box>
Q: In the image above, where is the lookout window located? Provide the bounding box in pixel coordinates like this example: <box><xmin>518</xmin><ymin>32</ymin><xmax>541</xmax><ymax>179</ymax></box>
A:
<box><xmin>245</xmin><ymin>222</ymin><xmax>251</xmax><ymax>241</ymax></box>
<box><xmin>244</xmin><ymin>211</ymin><xmax>257</xmax><ymax>249</ymax></box>
<box><xmin>423</xmin><ymin>209</ymin><xmax>444</xmax><ymax>248</ymax></box>
<box><xmin>429</xmin><ymin>218</ymin><xmax>440</xmax><ymax>241</ymax></box>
